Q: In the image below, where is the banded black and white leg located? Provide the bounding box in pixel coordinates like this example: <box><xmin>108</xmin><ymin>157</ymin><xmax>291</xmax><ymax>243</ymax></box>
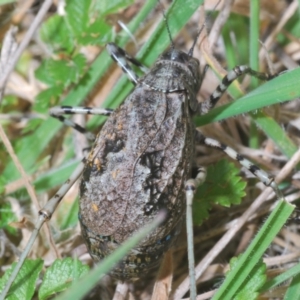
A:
<box><xmin>185</xmin><ymin>130</ymin><xmax>283</xmax><ymax>299</ymax></box>
<box><xmin>185</xmin><ymin>166</ymin><xmax>207</xmax><ymax>300</ymax></box>
<box><xmin>195</xmin><ymin>130</ymin><xmax>283</xmax><ymax>198</ymax></box>
<box><xmin>50</xmin><ymin>43</ymin><xmax>147</xmax><ymax>139</ymax></box>
<box><xmin>106</xmin><ymin>42</ymin><xmax>149</xmax><ymax>84</ymax></box>
<box><xmin>200</xmin><ymin>65</ymin><xmax>278</xmax><ymax>114</ymax></box>
<box><xmin>49</xmin><ymin>106</ymin><xmax>113</xmax><ymax>141</ymax></box>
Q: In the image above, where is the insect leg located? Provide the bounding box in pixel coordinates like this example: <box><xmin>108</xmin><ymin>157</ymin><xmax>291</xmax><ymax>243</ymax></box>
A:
<box><xmin>196</xmin><ymin>130</ymin><xmax>283</xmax><ymax>199</ymax></box>
<box><xmin>185</xmin><ymin>167</ymin><xmax>207</xmax><ymax>300</ymax></box>
<box><xmin>106</xmin><ymin>43</ymin><xmax>149</xmax><ymax>84</ymax></box>
<box><xmin>200</xmin><ymin>66</ymin><xmax>278</xmax><ymax>114</ymax></box>
<box><xmin>49</xmin><ymin>106</ymin><xmax>113</xmax><ymax>141</ymax></box>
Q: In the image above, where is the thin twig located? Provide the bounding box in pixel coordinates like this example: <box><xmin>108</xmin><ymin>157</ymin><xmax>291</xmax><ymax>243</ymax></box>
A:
<box><xmin>0</xmin><ymin>124</ymin><xmax>60</xmax><ymax>259</ymax></box>
<box><xmin>258</xmin><ymin>0</ymin><xmax>298</xmax><ymax>61</ymax></box>
<box><xmin>0</xmin><ymin>124</ymin><xmax>39</xmax><ymax>208</ymax></box>
<box><xmin>0</xmin><ymin>0</ymin><xmax>53</xmax><ymax>95</ymax></box>
<box><xmin>208</xmin><ymin>0</ymin><xmax>234</xmax><ymax>47</ymax></box>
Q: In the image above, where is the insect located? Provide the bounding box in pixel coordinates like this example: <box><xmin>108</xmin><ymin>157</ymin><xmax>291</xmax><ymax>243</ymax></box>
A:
<box><xmin>45</xmin><ymin>0</ymin><xmax>283</xmax><ymax>284</ymax></box>
<box><xmin>1</xmin><ymin>1</ymin><xmax>299</xmax><ymax>299</ymax></box>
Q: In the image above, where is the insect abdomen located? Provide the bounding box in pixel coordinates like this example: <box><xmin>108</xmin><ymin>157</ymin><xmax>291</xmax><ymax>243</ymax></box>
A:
<box><xmin>79</xmin><ymin>85</ymin><xmax>194</xmax><ymax>279</ymax></box>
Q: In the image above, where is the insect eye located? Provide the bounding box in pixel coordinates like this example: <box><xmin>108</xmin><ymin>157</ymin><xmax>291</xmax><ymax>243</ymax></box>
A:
<box><xmin>170</xmin><ymin>51</ymin><xmax>187</xmax><ymax>63</ymax></box>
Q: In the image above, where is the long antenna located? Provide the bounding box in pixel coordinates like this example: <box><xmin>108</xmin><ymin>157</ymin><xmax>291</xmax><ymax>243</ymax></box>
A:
<box><xmin>163</xmin><ymin>10</ymin><xmax>175</xmax><ymax>49</ymax></box>
<box><xmin>188</xmin><ymin>0</ymin><xmax>221</xmax><ymax>56</ymax></box>
<box><xmin>158</xmin><ymin>0</ymin><xmax>175</xmax><ymax>49</ymax></box>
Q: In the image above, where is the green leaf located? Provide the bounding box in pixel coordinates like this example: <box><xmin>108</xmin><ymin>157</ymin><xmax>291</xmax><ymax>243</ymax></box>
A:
<box><xmin>44</xmin><ymin>59</ymin><xmax>82</xmax><ymax>87</ymax></box>
<box><xmin>35</xmin><ymin>54</ymin><xmax>85</xmax><ymax>89</ymax></box>
<box><xmin>97</xmin><ymin>0</ymin><xmax>134</xmax><ymax>16</ymax></box>
<box><xmin>193</xmin><ymin>160</ymin><xmax>246</xmax><ymax>224</ymax></box>
<box><xmin>72</xmin><ymin>54</ymin><xmax>87</xmax><ymax>79</ymax></box>
<box><xmin>0</xmin><ymin>259</ymin><xmax>43</xmax><ymax>300</ymax></box>
<box><xmin>33</xmin><ymin>85</ymin><xmax>64</xmax><ymax>113</ymax></box>
<box><xmin>65</xmin><ymin>0</ymin><xmax>113</xmax><ymax>45</ymax></box>
<box><xmin>65</xmin><ymin>0</ymin><xmax>91</xmax><ymax>38</ymax></box>
<box><xmin>228</xmin><ymin>257</ymin><xmax>266</xmax><ymax>300</ymax></box>
<box><xmin>80</xmin><ymin>19</ymin><xmax>112</xmax><ymax>45</ymax></box>
<box><xmin>34</xmin><ymin>54</ymin><xmax>86</xmax><ymax>112</ymax></box>
<box><xmin>39</xmin><ymin>15</ymin><xmax>74</xmax><ymax>53</ymax></box>
<box><xmin>35</xmin><ymin>60</ymin><xmax>56</xmax><ymax>86</ymax></box>
<box><xmin>38</xmin><ymin>258</ymin><xmax>89</xmax><ymax>300</ymax></box>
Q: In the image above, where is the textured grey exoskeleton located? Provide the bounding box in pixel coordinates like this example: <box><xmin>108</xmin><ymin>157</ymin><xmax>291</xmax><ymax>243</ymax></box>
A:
<box><xmin>79</xmin><ymin>47</ymin><xmax>201</xmax><ymax>279</ymax></box>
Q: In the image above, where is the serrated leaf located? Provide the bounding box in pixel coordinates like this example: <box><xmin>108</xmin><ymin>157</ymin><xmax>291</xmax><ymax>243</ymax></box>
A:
<box><xmin>38</xmin><ymin>258</ymin><xmax>89</xmax><ymax>299</ymax></box>
<box><xmin>65</xmin><ymin>0</ymin><xmax>91</xmax><ymax>38</ymax></box>
<box><xmin>0</xmin><ymin>259</ymin><xmax>43</xmax><ymax>300</ymax></box>
<box><xmin>97</xmin><ymin>0</ymin><xmax>134</xmax><ymax>16</ymax></box>
<box><xmin>65</xmin><ymin>0</ymin><xmax>113</xmax><ymax>45</ymax></box>
<box><xmin>36</xmin><ymin>55</ymin><xmax>86</xmax><ymax>87</ymax></box>
<box><xmin>46</xmin><ymin>59</ymin><xmax>79</xmax><ymax>86</ymax></box>
<box><xmin>35</xmin><ymin>60</ymin><xmax>56</xmax><ymax>86</ymax></box>
<box><xmin>228</xmin><ymin>257</ymin><xmax>266</xmax><ymax>300</ymax></box>
<box><xmin>39</xmin><ymin>15</ymin><xmax>74</xmax><ymax>53</ymax></box>
<box><xmin>79</xmin><ymin>19</ymin><xmax>112</xmax><ymax>45</ymax></box>
<box><xmin>193</xmin><ymin>160</ymin><xmax>246</xmax><ymax>224</ymax></box>
<box><xmin>72</xmin><ymin>54</ymin><xmax>87</xmax><ymax>78</ymax></box>
<box><xmin>34</xmin><ymin>85</ymin><xmax>64</xmax><ymax>113</ymax></box>
<box><xmin>34</xmin><ymin>55</ymin><xmax>86</xmax><ymax>112</ymax></box>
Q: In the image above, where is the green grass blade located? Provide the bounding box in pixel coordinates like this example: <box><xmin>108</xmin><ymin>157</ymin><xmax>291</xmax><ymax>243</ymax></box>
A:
<box><xmin>249</xmin><ymin>0</ymin><xmax>260</xmax><ymax>148</ymax></box>
<box><xmin>260</xmin><ymin>263</ymin><xmax>300</xmax><ymax>292</ymax></box>
<box><xmin>251</xmin><ymin>111</ymin><xmax>298</xmax><ymax>158</ymax></box>
<box><xmin>249</xmin><ymin>0</ymin><xmax>259</xmax><ymax>88</ymax></box>
<box><xmin>212</xmin><ymin>200</ymin><xmax>294</xmax><ymax>300</ymax></box>
<box><xmin>195</xmin><ymin>67</ymin><xmax>300</xmax><ymax>157</ymax></box>
<box><xmin>196</xmin><ymin>68</ymin><xmax>300</xmax><ymax>125</ymax></box>
<box><xmin>284</xmin><ymin>273</ymin><xmax>300</xmax><ymax>300</ymax></box>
